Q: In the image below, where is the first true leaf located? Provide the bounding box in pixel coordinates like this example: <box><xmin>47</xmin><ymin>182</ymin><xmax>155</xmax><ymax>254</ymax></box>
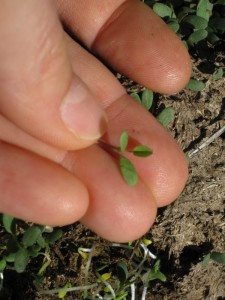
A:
<box><xmin>119</xmin><ymin>157</ymin><xmax>138</xmax><ymax>186</ymax></box>
<box><xmin>120</xmin><ymin>131</ymin><xmax>129</xmax><ymax>153</ymax></box>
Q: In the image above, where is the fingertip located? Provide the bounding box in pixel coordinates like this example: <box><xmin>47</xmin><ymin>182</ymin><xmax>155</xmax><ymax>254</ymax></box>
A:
<box><xmin>92</xmin><ymin>0</ymin><xmax>192</xmax><ymax>94</ymax></box>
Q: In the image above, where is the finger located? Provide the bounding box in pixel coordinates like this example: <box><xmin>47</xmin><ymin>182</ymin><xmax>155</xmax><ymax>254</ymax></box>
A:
<box><xmin>0</xmin><ymin>142</ymin><xmax>89</xmax><ymax>226</ymax></box>
<box><xmin>0</xmin><ymin>0</ymin><xmax>107</xmax><ymax>150</ymax></box>
<box><xmin>103</xmin><ymin>95</ymin><xmax>189</xmax><ymax>207</ymax></box>
<box><xmin>65</xmin><ymin>37</ymin><xmax>188</xmax><ymax>207</ymax></box>
<box><xmin>62</xmin><ymin>146</ymin><xmax>157</xmax><ymax>242</ymax></box>
<box><xmin>56</xmin><ymin>0</ymin><xmax>191</xmax><ymax>94</ymax></box>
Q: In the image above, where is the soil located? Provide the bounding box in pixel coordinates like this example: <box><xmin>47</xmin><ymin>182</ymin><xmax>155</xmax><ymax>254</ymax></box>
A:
<box><xmin>0</xmin><ymin>52</ymin><xmax>224</xmax><ymax>299</ymax></box>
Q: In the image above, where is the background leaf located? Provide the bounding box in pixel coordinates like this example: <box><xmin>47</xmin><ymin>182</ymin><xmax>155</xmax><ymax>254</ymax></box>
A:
<box><xmin>22</xmin><ymin>226</ymin><xmax>42</xmax><ymax>248</ymax></box>
<box><xmin>188</xmin><ymin>29</ymin><xmax>208</xmax><ymax>45</ymax></box>
<box><xmin>14</xmin><ymin>248</ymin><xmax>29</xmax><ymax>273</ymax></box>
<box><xmin>141</xmin><ymin>89</ymin><xmax>153</xmax><ymax>110</ymax></box>
<box><xmin>119</xmin><ymin>157</ymin><xmax>138</xmax><ymax>186</ymax></box>
<box><xmin>185</xmin><ymin>78</ymin><xmax>205</xmax><ymax>91</ymax></box>
<box><xmin>130</xmin><ymin>93</ymin><xmax>141</xmax><ymax>103</ymax></box>
<box><xmin>183</xmin><ymin>15</ymin><xmax>208</xmax><ymax>30</ymax></box>
<box><xmin>120</xmin><ymin>131</ymin><xmax>129</xmax><ymax>153</ymax></box>
<box><xmin>2</xmin><ymin>214</ymin><xmax>14</xmax><ymax>234</ymax></box>
<box><xmin>213</xmin><ymin>68</ymin><xmax>224</xmax><ymax>80</ymax></box>
<box><xmin>156</xmin><ymin>107</ymin><xmax>175</xmax><ymax>127</ymax></box>
<box><xmin>0</xmin><ymin>259</ymin><xmax>6</xmax><ymax>272</ymax></box>
<box><xmin>153</xmin><ymin>3</ymin><xmax>173</xmax><ymax>18</ymax></box>
<box><xmin>197</xmin><ymin>0</ymin><xmax>213</xmax><ymax>21</ymax></box>
<box><xmin>46</xmin><ymin>229</ymin><xmax>63</xmax><ymax>244</ymax></box>
<box><xmin>210</xmin><ymin>252</ymin><xmax>225</xmax><ymax>264</ymax></box>
<box><xmin>116</xmin><ymin>262</ymin><xmax>129</xmax><ymax>284</ymax></box>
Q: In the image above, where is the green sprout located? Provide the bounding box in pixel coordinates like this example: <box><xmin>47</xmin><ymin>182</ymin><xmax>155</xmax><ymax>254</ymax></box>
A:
<box><xmin>113</xmin><ymin>131</ymin><xmax>153</xmax><ymax>186</ymax></box>
<box><xmin>0</xmin><ymin>214</ymin><xmax>62</xmax><ymax>274</ymax></box>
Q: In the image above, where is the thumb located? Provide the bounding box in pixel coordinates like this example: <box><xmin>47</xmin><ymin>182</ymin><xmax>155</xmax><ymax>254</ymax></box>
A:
<box><xmin>0</xmin><ymin>0</ymin><xmax>107</xmax><ymax>150</ymax></box>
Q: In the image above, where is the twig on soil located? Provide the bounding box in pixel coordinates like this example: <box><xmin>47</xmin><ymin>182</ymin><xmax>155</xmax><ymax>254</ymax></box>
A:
<box><xmin>188</xmin><ymin>125</ymin><xmax>225</xmax><ymax>158</ymax></box>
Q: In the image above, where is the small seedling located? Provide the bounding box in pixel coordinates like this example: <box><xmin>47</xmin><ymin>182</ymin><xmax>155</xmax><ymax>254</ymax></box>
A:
<box><xmin>131</xmin><ymin>89</ymin><xmax>175</xmax><ymax>127</ymax></box>
<box><xmin>185</xmin><ymin>78</ymin><xmax>205</xmax><ymax>91</ymax></box>
<box><xmin>131</xmin><ymin>89</ymin><xmax>154</xmax><ymax>111</ymax></box>
<box><xmin>115</xmin><ymin>131</ymin><xmax>152</xmax><ymax>186</ymax></box>
<box><xmin>202</xmin><ymin>252</ymin><xmax>225</xmax><ymax>266</ymax></box>
<box><xmin>0</xmin><ymin>214</ymin><xmax>62</xmax><ymax>274</ymax></box>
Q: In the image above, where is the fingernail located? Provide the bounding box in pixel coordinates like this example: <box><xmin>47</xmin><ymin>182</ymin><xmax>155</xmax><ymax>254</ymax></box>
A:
<box><xmin>60</xmin><ymin>77</ymin><xmax>107</xmax><ymax>140</ymax></box>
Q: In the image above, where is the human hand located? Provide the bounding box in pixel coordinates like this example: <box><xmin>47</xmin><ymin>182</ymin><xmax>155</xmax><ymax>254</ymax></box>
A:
<box><xmin>0</xmin><ymin>0</ymin><xmax>191</xmax><ymax>242</ymax></box>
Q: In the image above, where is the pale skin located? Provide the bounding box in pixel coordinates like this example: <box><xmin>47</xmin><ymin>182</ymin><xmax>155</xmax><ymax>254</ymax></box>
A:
<box><xmin>0</xmin><ymin>0</ymin><xmax>192</xmax><ymax>242</ymax></box>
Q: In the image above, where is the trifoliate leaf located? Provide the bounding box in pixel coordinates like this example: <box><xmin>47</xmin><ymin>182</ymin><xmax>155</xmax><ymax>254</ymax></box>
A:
<box><xmin>120</xmin><ymin>131</ymin><xmax>129</xmax><ymax>153</ymax></box>
<box><xmin>156</xmin><ymin>107</ymin><xmax>175</xmax><ymax>127</ymax></box>
<box><xmin>14</xmin><ymin>248</ymin><xmax>29</xmax><ymax>273</ymax></box>
<box><xmin>132</xmin><ymin>145</ymin><xmax>153</xmax><ymax>157</ymax></box>
<box><xmin>141</xmin><ymin>89</ymin><xmax>153</xmax><ymax>110</ymax></box>
<box><xmin>185</xmin><ymin>79</ymin><xmax>205</xmax><ymax>91</ymax></box>
<box><xmin>2</xmin><ymin>214</ymin><xmax>14</xmax><ymax>234</ymax></box>
<box><xmin>119</xmin><ymin>157</ymin><xmax>138</xmax><ymax>186</ymax></box>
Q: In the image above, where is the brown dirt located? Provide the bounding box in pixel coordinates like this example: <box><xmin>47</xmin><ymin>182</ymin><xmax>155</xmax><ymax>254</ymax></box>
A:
<box><xmin>0</xmin><ymin>55</ymin><xmax>224</xmax><ymax>300</ymax></box>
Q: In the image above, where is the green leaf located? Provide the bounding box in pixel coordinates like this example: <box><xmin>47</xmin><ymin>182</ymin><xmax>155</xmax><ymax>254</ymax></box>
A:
<box><xmin>213</xmin><ymin>68</ymin><xmax>224</xmax><ymax>80</ymax></box>
<box><xmin>130</xmin><ymin>93</ymin><xmax>141</xmax><ymax>104</ymax></box>
<box><xmin>210</xmin><ymin>252</ymin><xmax>225</xmax><ymax>264</ymax></box>
<box><xmin>148</xmin><ymin>260</ymin><xmax>167</xmax><ymax>282</ymax></box>
<box><xmin>197</xmin><ymin>0</ymin><xmax>213</xmax><ymax>21</ymax></box>
<box><xmin>58</xmin><ymin>282</ymin><xmax>72</xmax><ymax>299</ymax></box>
<box><xmin>29</xmin><ymin>244</ymin><xmax>42</xmax><ymax>257</ymax></box>
<box><xmin>2</xmin><ymin>214</ymin><xmax>14</xmax><ymax>234</ymax></box>
<box><xmin>120</xmin><ymin>131</ymin><xmax>129</xmax><ymax>153</ymax></box>
<box><xmin>156</xmin><ymin>107</ymin><xmax>175</xmax><ymax>127</ymax></box>
<box><xmin>46</xmin><ymin>228</ymin><xmax>63</xmax><ymax>244</ymax></box>
<box><xmin>207</xmin><ymin>32</ymin><xmax>220</xmax><ymax>44</ymax></box>
<box><xmin>37</xmin><ymin>235</ymin><xmax>46</xmax><ymax>248</ymax></box>
<box><xmin>188</xmin><ymin>29</ymin><xmax>208</xmax><ymax>45</ymax></box>
<box><xmin>14</xmin><ymin>248</ymin><xmax>29</xmax><ymax>273</ymax></box>
<box><xmin>0</xmin><ymin>259</ymin><xmax>6</xmax><ymax>272</ymax></box>
<box><xmin>116</xmin><ymin>262</ymin><xmax>129</xmax><ymax>284</ymax></box>
<box><xmin>119</xmin><ymin>157</ymin><xmax>138</xmax><ymax>186</ymax></box>
<box><xmin>22</xmin><ymin>226</ymin><xmax>41</xmax><ymax>248</ymax></box>
<box><xmin>153</xmin><ymin>3</ymin><xmax>173</xmax><ymax>18</ymax></box>
<box><xmin>183</xmin><ymin>15</ymin><xmax>208</xmax><ymax>30</ymax></box>
<box><xmin>202</xmin><ymin>253</ymin><xmax>211</xmax><ymax>266</ymax></box>
<box><xmin>141</xmin><ymin>89</ymin><xmax>153</xmax><ymax>110</ymax></box>
<box><xmin>168</xmin><ymin>19</ymin><xmax>180</xmax><ymax>33</ymax></box>
<box><xmin>185</xmin><ymin>79</ymin><xmax>205</xmax><ymax>91</ymax></box>
<box><xmin>209</xmin><ymin>18</ymin><xmax>225</xmax><ymax>33</ymax></box>
<box><xmin>115</xmin><ymin>292</ymin><xmax>129</xmax><ymax>300</ymax></box>
<box><xmin>5</xmin><ymin>252</ymin><xmax>16</xmax><ymax>263</ymax></box>
<box><xmin>215</xmin><ymin>0</ymin><xmax>225</xmax><ymax>4</ymax></box>
<box><xmin>132</xmin><ymin>145</ymin><xmax>153</xmax><ymax>157</ymax></box>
